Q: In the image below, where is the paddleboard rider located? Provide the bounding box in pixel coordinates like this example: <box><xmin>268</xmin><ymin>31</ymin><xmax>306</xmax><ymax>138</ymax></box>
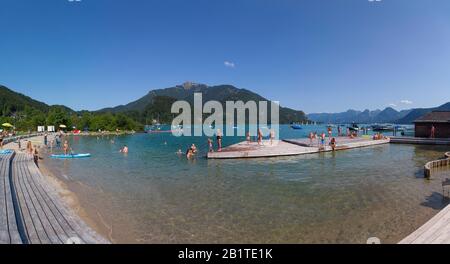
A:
<box><xmin>63</xmin><ymin>140</ymin><xmax>69</xmax><ymax>155</ymax></box>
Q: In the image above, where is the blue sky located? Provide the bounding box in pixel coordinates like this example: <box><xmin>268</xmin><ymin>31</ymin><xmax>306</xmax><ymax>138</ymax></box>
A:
<box><xmin>1</xmin><ymin>0</ymin><xmax>450</xmax><ymax>113</ymax></box>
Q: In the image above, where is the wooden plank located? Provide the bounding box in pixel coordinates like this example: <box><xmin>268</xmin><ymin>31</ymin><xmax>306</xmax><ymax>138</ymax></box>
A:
<box><xmin>21</xmin><ymin>154</ymin><xmax>108</xmax><ymax>244</ymax></box>
<box><xmin>19</xmin><ymin>159</ymin><xmax>63</xmax><ymax>244</ymax></box>
<box><xmin>12</xmin><ymin>153</ymin><xmax>43</xmax><ymax>244</ymax></box>
<box><xmin>0</xmin><ymin>153</ymin><xmax>10</xmax><ymax>244</ymax></box>
<box><xmin>23</xmin><ymin>160</ymin><xmax>72</xmax><ymax>243</ymax></box>
<box><xmin>3</xmin><ymin>152</ymin><xmax>22</xmax><ymax>244</ymax></box>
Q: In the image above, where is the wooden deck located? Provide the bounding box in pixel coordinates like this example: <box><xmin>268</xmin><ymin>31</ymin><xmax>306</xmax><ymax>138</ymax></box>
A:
<box><xmin>390</xmin><ymin>137</ymin><xmax>450</xmax><ymax>145</ymax></box>
<box><xmin>0</xmin><ymin>152</ymin><xmax>21</xmax><ymax>244</ymax></box>
<box><xmin>0</xmin><ymin>150</ymin><xmax>108</xmax><ymax>244</ymax></box>
<box><xmin>400</xmin><ymin>204</ymin><xmax>450</xmax><ymax>244</ymax></box>
<box><xmin>207</xmin><ymin>137</ymin><xmax>390</xmax><ymax>159</ymax></box>
<box><xmin>11</xmin><ymin>153</ymin><xmax>108</xmax><ymax>244</ymax></box>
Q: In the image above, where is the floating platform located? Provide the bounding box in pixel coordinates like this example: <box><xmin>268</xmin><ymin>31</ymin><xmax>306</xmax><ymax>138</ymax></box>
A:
<box><xmin>390</xmin><ymin>137</ymin><xmax>450</xmax><ymax>145</ymax></box>
<box><xmin>207</xmin><ymin>137</ymin><xmax>390</xmax><ymax>159</ymax></box>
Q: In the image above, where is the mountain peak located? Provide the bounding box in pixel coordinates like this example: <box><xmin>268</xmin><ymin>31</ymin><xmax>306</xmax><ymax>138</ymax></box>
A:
<box><xmin>178</xmin><ymin>82</ymin><xmax>207</xmax><ymax>90</ymax></box>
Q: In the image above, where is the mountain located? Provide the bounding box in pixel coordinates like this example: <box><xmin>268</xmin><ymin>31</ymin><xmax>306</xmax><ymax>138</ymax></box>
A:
<box><xmin>0</xmin><ymin>85</ymin><xmax>76</xmax><ymax>115</ymax></box>
<box><xmin>307</xmin><ymin>107</ymin><xmax>412</xmax><ymax>124</ymax></box>
<box><xmin>99</xmin><ymin>82</ymin><xmax>308</xmax><ymax>124</ymax></box>
<box><xmin>0</xmin><ymin>85</ymin><xmax>50</xmax><ymax>115</ymax></box>
<box><xmin>396</xmin><ymin>102</ymin><xmax>450</xmax><ymax>124</ymax></box>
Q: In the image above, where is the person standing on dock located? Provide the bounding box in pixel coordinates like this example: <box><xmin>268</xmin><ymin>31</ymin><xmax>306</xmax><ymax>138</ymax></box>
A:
<box><xmin>208</xmin><ymin>138</ymin><xmax>214</xmax><ymax>152</ymax></box>
<box><xmin>257</xmin><ymin>129</ymin><xmax>263</xmax><ymax>145</ymax></box>
<box><xmin>308</xmin><ymin>132</ymin><xmax>313</xmax><ymax>146</ymax></box>
<box><xmin>216</xmin><ymin>129</ymin><xmax>223</xmax><ymax>152</ymax></box>
<box><xmin>320</xmin><ymin>132</ymin><xmax>326</xmax><ymax>147</ymax></box>
<box><xmin>270</xmin><ymin>129</ymin><xmax>275</xmax><ymax>145</ymax></box>
<box><xmin>338</xmin><ymin>126</ymin><xmax>342</xmax><ymax>137</ymax></box>
<box><xmin>431</xmin><ymin>125</ymin><xmax>436</xmax><ymax>138</ymax></box>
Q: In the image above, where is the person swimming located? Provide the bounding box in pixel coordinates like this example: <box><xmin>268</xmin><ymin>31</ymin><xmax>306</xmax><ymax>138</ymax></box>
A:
<box><xmin>190</xmin><ymin>144</ymin><xmax>197</xmax><ymax>154</ymax></box>
<box><xmin>120</xmin><ymin>145</ymin><xmax>129</xmax><ymax>153</ymax></box>
<box><xmin>186</xmin><ymin>148</ymin><xmax>194</xmax><ymax>159</ymax></box>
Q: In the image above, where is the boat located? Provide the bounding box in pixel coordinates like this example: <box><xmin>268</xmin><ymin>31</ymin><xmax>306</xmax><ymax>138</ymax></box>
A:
<box><xmin>348</xmin><ymin>123</ymin><xmax>360</xmax><ymax>132</ymax></box>
<box><xmin>291</xmin><ymin>124</ymin><xmax>303</xmax><ymax>130</ymax></box>
<box><xmin>50</xmin><ymin>153</ymin><xmax>91</xmax><ymax>159</ymax></box>
<box><xmin>372</xmin><ymin>124</ymin><xmax>394</xmax><ymax>132</ymax></box>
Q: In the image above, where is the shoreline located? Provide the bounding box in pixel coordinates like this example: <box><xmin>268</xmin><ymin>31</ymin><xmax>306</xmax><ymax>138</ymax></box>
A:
<box><xmin>38</xmin><ymin>159</ymin><xmax>114</xmax><ymax>243</ymax></box>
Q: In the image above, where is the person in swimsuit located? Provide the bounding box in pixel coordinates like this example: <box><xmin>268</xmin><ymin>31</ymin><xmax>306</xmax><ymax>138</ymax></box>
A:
<box><xmin>246</xmin><ymin>132</ymin><xmax>251</xmax><ymax>144</ymax></box>
<box><xmin>216</xmin><ymin>129</ymin><xmax>223</xmax><ymax>151</ymax></box>
<box><xmin>26</xmin><ymin>141</ymin><xmax>33</xmax><ymax>155</ymax></box>
<box><xmin>270</xmin><ymin>129</ymin><xmax>275</xmax><ymax>145</ymax></box>
<box><xmin>431</xmin><ymin>125</ymin><xmax>436</xmax><ymax>138</ymax></box>
<box><xmin>186</xmin><ymin>148</ymin><xmax>194</xmax><ymax>159</ymax></box>
<box><xmin>120</xmin><ymin>145</ymin><xmax>129</xmax><ymax>153</ymax></box>
<box><xmin>63</xmin><ymin>140</ymin><xmax>69</xmax><ymax>155</ymax></box>
<box><xmin>257</xmin><ymin>129</ymin><xmax>263</xmax><ymax>145</ymax></box>
<box><xmin>330</xmin><ymin>137</ymin><xmax>336</xmax><ymax>151</ymax></box>
<box><xmin>191</xmin><ymin>144</ymin><xmax>197</xmax><ymax>154</ymax></box>
<box><xmin>208</xmin><ymin>138</ymin><xmax>214</xmax><ymax>152</ymax></box>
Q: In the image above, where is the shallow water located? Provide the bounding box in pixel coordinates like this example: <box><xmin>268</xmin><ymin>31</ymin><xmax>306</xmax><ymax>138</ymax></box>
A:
<box><xmin>43</xmin><ymin>125</ymin><xmax>450</xmax><ymax>243</ymax></box>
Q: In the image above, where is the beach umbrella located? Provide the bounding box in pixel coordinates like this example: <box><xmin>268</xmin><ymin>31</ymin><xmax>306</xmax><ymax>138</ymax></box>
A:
<box><xmin>59</xmin><ymin>124</ymin><xmax>67</xmax><ymax>128</ymax></box>
<box><xmin>2</xmin><ymin>123</ymin><xmax>13</xmax><ymax>128</ymax></box>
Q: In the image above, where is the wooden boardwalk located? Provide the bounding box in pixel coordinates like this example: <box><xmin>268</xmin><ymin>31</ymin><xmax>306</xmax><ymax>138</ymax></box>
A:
<box><xmin>0</xmin><ymin>150</ymin><xmax>108</xmax><ymax>244</ymax></box>
<box><xmin>207</xmin><ymin>137</ymin><xmax>390</xmax><ymax>159</ymax></box>
<box><xmin>400</xmin><ymin>204</ymin><xmax>450</xmax><ymax>244</ymax></box>
<box><xmin>390</xmin><ymin>137</ymin><xmax>450</xmax><ymax>145</ymax></box>
<box><xmin>0</xmin><ymin>152</ymin><xmax>22</xmax><ymax>244</ymax></box>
